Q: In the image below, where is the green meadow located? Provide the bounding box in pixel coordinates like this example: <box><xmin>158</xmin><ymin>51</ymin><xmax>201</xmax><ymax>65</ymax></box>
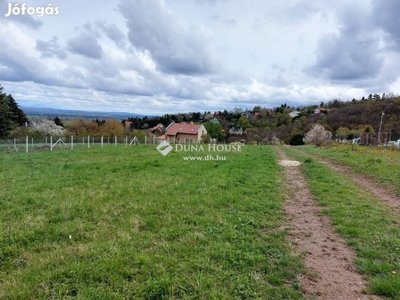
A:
<box><xmin>0</xmin><ymin>145</ymin><xmax>304</xmax><ymax>299</ymax></box>
<box><xmin>1</xmin><ymin>144</ymin><xmax>399</xmax><ymax>299</ymax></box>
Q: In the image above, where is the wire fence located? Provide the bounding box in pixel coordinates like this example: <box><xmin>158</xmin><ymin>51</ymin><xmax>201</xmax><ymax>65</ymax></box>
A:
<box><xmin>0</xmin><ymin>136</ymin><xmax>158</xmax><ymax>153</ymax></box>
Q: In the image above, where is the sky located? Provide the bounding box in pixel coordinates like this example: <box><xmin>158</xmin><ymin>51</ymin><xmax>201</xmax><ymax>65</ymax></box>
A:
<box><xmin>1</xmin><ymin>0</ymin><xmax>400</xmax><ymax>115</ymax></box>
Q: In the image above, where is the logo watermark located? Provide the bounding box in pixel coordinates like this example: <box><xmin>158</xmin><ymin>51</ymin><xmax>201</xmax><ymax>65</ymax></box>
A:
<box><xmin>156</xmin><ymin>140</ymin><xmax>173</xmax><ymax>156</ymax></box>
<box><xmin>5</xmin><ymin>3</ymin><xmax>59</xmax><ymax>18</ymax></box>
<box><xmin>156</xmin><ymin>141</ymin><xmax>242</xmax><ymax>160</ymax></box>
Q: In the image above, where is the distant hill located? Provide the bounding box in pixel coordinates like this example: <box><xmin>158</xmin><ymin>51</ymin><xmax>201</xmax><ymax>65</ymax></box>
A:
<box><xmin>108</xmin><ymin>94</ymin><xmax>400</xmax><ymax>144</ymax></box>
<box><xmin>238</xmin><ymin>95</ymin><xmax>400</xmax><ymax>144</ymax></box>
<box><xmin>22</xmin><ymin>107</ymin><xmax>151</xmax><ymax>120</ymax></box>
<box><xmin>19</xmin><ymin>95</ymin><xmax>400</xmax><ymax>145</ymax></box>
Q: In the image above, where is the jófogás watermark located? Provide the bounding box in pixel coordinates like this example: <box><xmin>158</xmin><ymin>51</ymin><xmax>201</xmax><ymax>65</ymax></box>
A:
<box><xmin>4</xmin><ymin>2</ymin><xmax>59</xmax><ymax>18</ymax></box>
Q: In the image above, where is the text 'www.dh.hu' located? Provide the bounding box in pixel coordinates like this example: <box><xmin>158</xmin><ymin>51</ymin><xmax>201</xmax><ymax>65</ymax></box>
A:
<box><xmin>182</xmin><ymin>154</ymin><xmax>227</xmax><ymax>161</ymax></box>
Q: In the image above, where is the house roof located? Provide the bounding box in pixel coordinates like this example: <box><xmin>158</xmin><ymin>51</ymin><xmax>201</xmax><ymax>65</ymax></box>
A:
<box><xmin>314</xmin><ymin>107</ymin><xmax>329</xmax><ymax>114</ymax></box>
<box><xmin>165</xmin><ymin>122</ymin><xmax>203</xmax><ymax>136</ymax></box>
<box><xmin>150</xmin><ymin>123</ymin><xmax>164</xmax><ymax>132</ymax></box>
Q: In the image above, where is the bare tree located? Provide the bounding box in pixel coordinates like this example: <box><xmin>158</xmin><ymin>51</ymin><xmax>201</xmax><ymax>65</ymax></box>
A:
<box><xmin>303</xmin><ymin>124</ymin><xmax>332</xmax><ymax>147</ymax></box>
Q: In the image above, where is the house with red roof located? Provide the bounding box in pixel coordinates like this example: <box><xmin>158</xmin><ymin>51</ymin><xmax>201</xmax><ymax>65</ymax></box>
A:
<box><xmin>150</xmin><ymin>123</ymin><xmax>164</xmax><ymax>134</ymax></box>
<box><xmin>165</xmin><ymin>122</ymin><xmax>207</xmax><ymax>144</ymax></box>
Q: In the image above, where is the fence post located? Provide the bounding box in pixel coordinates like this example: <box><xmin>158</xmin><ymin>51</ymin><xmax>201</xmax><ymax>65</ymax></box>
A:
<box><xmin>31</xmin><ymin>137</ymin><xmax>33</xmax><ymax>149</ymax></box>
<box><xmin>88</xmin><ymin>135</ymin><xmax>90</xmax><ymax>148</ymax></box>
<box><xmin>26</xmin><ymin>136</ymin><xmax>28</xmax><ymax>153</ymax></box>
<box><xmin>71</xmin><ymin>136</ymin><xmax>74</xmax><ymax>150</ymax></box>
<box><xmin>50</xmin><ymin>136</ymin><xmax>53</xmax><ymax>151</ymax></box>
<box><xmin>101</xmin><ymin>136</ymin><xmax>104</xmax><ymax>148</ymax></box>
<box><xmin>115</xmin><ymin>135</ymin><xmax>117</xmax><ymax>146</ymax></box>
<box><xmin>14</xmin><ymin>138</ymin><xmax>16</xmax><ymax>149</ymax></box>
<box><xmin>145</xmin><ymin>136</ymin><xmax>147</xmax><ymax>145</ymax></box>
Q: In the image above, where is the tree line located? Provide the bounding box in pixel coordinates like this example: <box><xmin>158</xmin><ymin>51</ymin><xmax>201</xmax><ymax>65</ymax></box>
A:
<box><xmin>1</xmin><ymin>83</ymin><xmax>399</xmax><ymax>144</ymax></box>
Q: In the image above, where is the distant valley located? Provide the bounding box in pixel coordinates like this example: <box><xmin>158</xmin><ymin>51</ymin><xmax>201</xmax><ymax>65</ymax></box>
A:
<box><xmin>22</xmin><ymin>107</ymin><xmax>151</xmax><ymax>121</ymax></box>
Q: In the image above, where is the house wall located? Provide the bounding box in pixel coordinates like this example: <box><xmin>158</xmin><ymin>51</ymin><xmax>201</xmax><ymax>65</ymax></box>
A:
<box><xmin>176</xmin><ymin>133</ymin><xmax>199</xmax><ymax>143</ymax></box>
<box><xmin>166</xmin><ymin>135</ymin><xmax>175</xmax><ymax>143</ymax></box>
<box><xmin>197</xmin><ymin>125</ymin><xmax>207</xmax><ymax>141</ymax></box>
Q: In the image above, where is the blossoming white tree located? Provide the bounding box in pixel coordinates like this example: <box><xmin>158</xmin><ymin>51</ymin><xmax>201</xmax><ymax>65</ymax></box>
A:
<box><xmin>303</xmin><ymin>124</ymin><xmax>332</xmax><ymax>147</ymax></box>
<box><xmin>31</xmin><ymin>119</ymin><xmax>65</xmax><ymax>136</ymax></box>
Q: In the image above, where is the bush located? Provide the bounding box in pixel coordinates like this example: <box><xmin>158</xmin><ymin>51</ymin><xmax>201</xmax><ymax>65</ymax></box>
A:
<box><xmin>303</xmin><ymin>124</ymin><xmax>332</xmax><ymax>147</ymax></box>
<box><xmin>289</xmin><ymin>133</ymin><xmax>304</xmax><ymax>146</ymax></box>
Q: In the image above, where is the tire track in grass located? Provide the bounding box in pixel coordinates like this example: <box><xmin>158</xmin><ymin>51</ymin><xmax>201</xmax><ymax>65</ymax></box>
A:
<box><xmin>292</xmin><ymin>147</ymin><xmax>400</xmax><ymax>213</ymax></box>
<box><xmin>276</xmin><ymin>147</ymin><xmax>382</xmax><ymax>300</ymax></box>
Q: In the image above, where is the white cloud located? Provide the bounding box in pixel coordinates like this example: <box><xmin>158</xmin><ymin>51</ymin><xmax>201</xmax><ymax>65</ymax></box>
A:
<box><xmin>1</xmin><ymin>0</ymin><xmax>400</xmax><ymax>115</ymax></box>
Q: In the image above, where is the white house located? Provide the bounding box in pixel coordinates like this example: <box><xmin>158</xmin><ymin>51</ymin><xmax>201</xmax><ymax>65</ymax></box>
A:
<box><xmin>289</xmin><ymin>111</ymin><xmax>300</xmax><ymax>118</ymax></box>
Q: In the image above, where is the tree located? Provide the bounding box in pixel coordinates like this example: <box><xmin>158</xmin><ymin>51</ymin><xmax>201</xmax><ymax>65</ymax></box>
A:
<box><xmin>0</xmin><ymin>85</ymin><xmax>28</xmax><ymax>137</ymax></box>
<box><xmin>233</xmin><ymin>107</ymin><xmax>243</xmax><ymax>114</ymax></box>
<box><xmin>100</xmin><ymin>119</ymin><xmax>124</xmax><ymax>137</ymax></box>
<box><xmin>0</xmin><ymin>91</ymin><xmax>11</xmax><ymax>137</ymax></box>
<box><xmin>31</xmin><ymin>119</ymin><xmax>65</xmax><ymax>136</ymax></box>
<box><xmin>238</xmin><ymin>115</ymin><xmax>251</xmax><ymax>129</ymax></box>
<box><xmin>286</xmin><ymin>128</ymin><xmax>304</xmax><ymax>145</ymax></box>
<box><xmin>372</xmin><ymin>93</ymin><xmax>381</xmax><ymax>101</ymax></box>
<box><xmin>335</xmin><ymin>127</ymin><xmax>351</xmax><ymax>140</ymax></box>
<box><xmin>289</xmin><ymin>133</ymin><xmax>304</xmax><ymax>145</ymax></box>
<box><xmin>54</xmin><ymin>116</ymin><xmax>63</xmax><ymax>127</ymax></box>
<box><xmin>7</xmin><ymin>94</ymin><xmax>28</xmax><ymax>125</ymax></box>
<box><xmin>303</xmin><ymin>124</ymin><xmax>332</xmax><ymax>147</ymax></box>
<box><xmin>64</xmin><ymin>119</ymin><xmax>99</xmax><ymax>137</ymax></box>
<box><xmin>204</xmin><ymin>122</ymin><xmax>223</xmax><ymax>141</ymax></box>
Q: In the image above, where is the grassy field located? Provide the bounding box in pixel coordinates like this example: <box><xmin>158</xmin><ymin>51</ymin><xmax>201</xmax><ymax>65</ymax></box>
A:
<box><xmin>2</xmin><ymin>144</ymin><xmax>400</xmax><ymax>299</ymax></box>
<box><xmin>297</xmin><ymin>144</ymin><xmax>400</xmax><ymax>195</ymax></box>
<box><xmin>0</xmin><ymin>145</ymin><xmax>304</xmax><ymax>299</ymax></box>
<box><xmin>283</xmin><ymin>146</ymin><xmax>400</xmax><ymax>299</ymax></box>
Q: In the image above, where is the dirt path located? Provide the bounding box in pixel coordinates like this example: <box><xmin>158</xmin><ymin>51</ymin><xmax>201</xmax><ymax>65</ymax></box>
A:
<box><xmin>291</xmin><ymin>147</ymin><xmax>400</xmax><ymax>213</ymax></box>
<box><xmin>276</xmin><ymin>148</ymin><xmax>381</xmax><ymax>300</ymax></box>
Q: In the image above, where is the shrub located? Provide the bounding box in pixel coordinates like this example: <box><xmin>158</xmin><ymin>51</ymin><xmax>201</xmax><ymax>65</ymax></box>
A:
<box><xmin>303</xmin><ymin>124</ymin><xmax>332</xmax><ymax>147</ymax></box>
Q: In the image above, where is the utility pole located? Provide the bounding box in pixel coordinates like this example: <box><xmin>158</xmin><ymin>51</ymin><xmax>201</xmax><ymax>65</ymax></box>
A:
<box><xmin>378</xmin><ymin>112</ymin><xmax>385</xmax><ymax>145</ymax></box>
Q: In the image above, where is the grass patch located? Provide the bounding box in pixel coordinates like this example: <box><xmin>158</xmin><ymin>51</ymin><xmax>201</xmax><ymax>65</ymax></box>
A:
<box><xmin>298</xmin><ymin>144</ymin><xmax>400</xmax><ymax>195</ymax></box>
<box><xmin>0</xmin><ymin>145</ymin><xmax>304</xmax><ymax>299</ymax></box>
<box><xmin>281</xmin><ymin>146</ymin><xmax>400</xmax><ymax>299</ymax></box>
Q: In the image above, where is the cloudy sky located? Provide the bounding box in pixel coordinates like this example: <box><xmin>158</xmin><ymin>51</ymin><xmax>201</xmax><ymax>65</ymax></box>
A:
<box><xmin>1</xmin><ymin>0</ymin><xmax>399</xmax><ymax>115</ymax></box>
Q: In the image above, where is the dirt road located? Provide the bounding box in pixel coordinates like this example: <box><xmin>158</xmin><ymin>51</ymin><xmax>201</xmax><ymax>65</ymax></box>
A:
<box><xmin>277</xmin><ymin>148</ymin><xmax>382</xmax><ymax>300</ymax></box>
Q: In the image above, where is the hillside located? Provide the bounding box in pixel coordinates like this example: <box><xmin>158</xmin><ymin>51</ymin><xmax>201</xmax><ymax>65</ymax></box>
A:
<box><xmin>120</xmin><ymin>94</ymin><xmax>400</xmax><ymax>144</ymax></box>
<box><xmin>260</xmin><ymin>95</ymin><xmax>400</xmax><ymax>144</ymax></box>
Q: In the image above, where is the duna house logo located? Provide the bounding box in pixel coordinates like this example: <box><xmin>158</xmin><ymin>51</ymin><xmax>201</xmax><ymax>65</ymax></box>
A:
<box><xmin>157</xmin><ymin>141</ymin><xmax>242</xmax><ymax>157</ymax></box>
<box><xmin>156</xmin><ymin>141</ymin><xmax>173</xmax><ymax>156</ymax></box>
